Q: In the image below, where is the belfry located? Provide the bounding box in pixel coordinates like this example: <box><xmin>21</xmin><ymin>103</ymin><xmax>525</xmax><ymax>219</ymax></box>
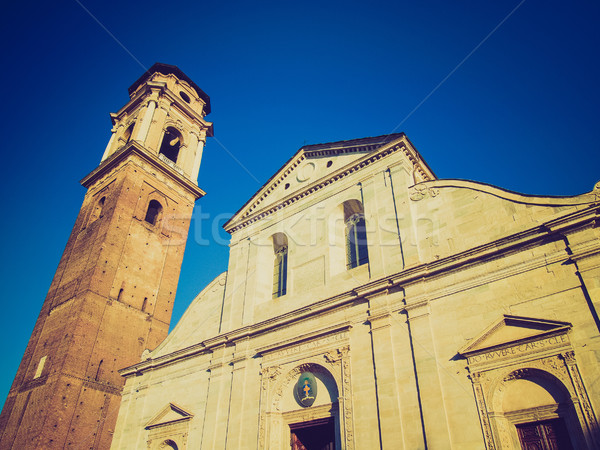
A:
<box><xmin>0</xmin><ymin>64</ymin><xmax>212</xmax><ymax>448</ymax></box>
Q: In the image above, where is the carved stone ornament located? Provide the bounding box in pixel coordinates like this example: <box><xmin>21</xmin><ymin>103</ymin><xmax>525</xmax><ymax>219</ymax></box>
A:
<box><xmin>409</xmin><ymin>185</ymin><xmax>440</xmax><ymax>201</ymax></box>
<box><xmin>324</xmin><ymin>346</ymin><xmax>350</xmax><ymax>365</ymax></box>
<box><xmin>260</xmin><ymin>365</ymin><xmax>282</xmax><ymax>381</ymax></box>
<box><xmin>503</xmin><ymin>368</ymin><xmax>530</xmax><ymax>381</ymax></box>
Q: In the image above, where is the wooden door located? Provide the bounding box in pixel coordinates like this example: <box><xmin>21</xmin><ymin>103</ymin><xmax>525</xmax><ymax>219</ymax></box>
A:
<box><xmin>516</xmin><ymin>418</ymin><xmax>573</xmax><ymax>450</ymax></box>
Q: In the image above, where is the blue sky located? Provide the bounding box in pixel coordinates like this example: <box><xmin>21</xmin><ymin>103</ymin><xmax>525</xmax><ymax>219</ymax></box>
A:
<box><xmin>0</xmin><ymin>1</ymin><xmax>598</xmax><ymax>402</ymax></box>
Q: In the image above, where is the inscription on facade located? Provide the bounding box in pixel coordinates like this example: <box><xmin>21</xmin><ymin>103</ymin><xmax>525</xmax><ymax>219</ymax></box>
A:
<box><xmin>264</xmin><ymin>332</ymin><xmax>349</xmax><ymax>361</ymax></box>
<box><xmin>468</xmin><ymin>334</ymin><xmax>568</xmax><ymax>364</ymax></box>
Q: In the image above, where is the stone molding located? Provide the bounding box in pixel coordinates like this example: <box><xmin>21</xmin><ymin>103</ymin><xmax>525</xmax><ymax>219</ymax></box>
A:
<box><xmin>257</xmin><ymin>344</ymin><xmax>354</xmax><ymax>450</ymax></box>
<box><xmin>410</xmin><ymin>178</ymin><xmax>600</xmax><ymax>206</ymax></box>
<box><xmin>120</xmin><ymin>207</ymin><xmax>599</xmax><ymax>379</ymax></box>
<box><xmin>81</xmin><ymin>141</ymin><xmax>205</xmax><ymax>199</ymax></box>
<box><xmin>462</xmin><ymin>318</ymin><xmax>599</xmax><ymax>449</ymax></box>
<box><xmin>226</xmin><ymin>135</ymin><xmax>432</xmax><ymax>233</ymax></box>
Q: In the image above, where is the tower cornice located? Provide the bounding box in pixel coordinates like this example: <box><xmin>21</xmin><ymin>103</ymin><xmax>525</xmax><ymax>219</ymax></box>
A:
<box><xmin>81</xmin><ymin>140</ymin><xmax>206</xmax><ymax>199</ymax></box>
<box><xmin>111</xmin><ymin>82</ymin><xmax>213</xmax><ymax>134</ymax></box>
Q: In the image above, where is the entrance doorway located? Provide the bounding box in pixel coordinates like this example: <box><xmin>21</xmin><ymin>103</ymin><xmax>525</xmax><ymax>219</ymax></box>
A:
<box><xmin>516</xmin><ymin>418</ymin><xmax>573</xmax><ymax>449</ymax></box>
<box><xmin>290</xmin><ymin>417</ymin><xmax>335</xmax><ymax>450</ymax></box>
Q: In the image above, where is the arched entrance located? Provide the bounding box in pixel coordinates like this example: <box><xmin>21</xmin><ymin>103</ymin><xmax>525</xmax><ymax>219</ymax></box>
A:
<box><xmin>491</xmin><ymin>368</ymin><xmax>581</xmax><ymax>449</ymax></box>
<box><xmin>258</xmin><ymin>361</ymin><xmax>349</xmax><ymax>449</ymax></box>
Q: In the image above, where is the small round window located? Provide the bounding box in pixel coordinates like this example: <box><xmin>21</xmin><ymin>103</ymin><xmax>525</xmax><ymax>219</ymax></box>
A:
<box><xmin>179</xmin><ymin>91</ymin><xmax>191</xmax><ymax>103</ymax></box>
<box><xmin>326</xmin><ymin>160</ymin><xmax>333</xmax><ymax>168</ymax></box>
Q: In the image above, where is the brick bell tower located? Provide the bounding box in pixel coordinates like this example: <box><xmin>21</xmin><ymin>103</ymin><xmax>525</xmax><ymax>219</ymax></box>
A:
<box><xmin>0</xmin><ymin>63</ymin><xmax>212</xmax><ymax>449</ymax></box>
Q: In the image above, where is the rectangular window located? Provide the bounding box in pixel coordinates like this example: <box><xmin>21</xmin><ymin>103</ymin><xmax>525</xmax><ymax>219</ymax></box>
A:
<box><xmin>34</xmin><ymin>356</ymin><xmax>47</xmax><ymax>379</ymax></box>
<box><xmin>273</xmin><ymin>248</ymin><xmax>288</xmax><ymax>298</ymax></box>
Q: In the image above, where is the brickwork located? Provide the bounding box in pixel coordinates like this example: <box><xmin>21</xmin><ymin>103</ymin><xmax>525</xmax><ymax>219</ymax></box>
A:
<box><xmin>0</xmin><ymin>64</ymin><xmax>212</xmax><ymax>449</ymax></box>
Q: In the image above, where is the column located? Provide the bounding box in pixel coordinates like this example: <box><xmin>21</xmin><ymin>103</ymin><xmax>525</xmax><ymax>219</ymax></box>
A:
<box><xmin>359</xmin><ymin>176</ymin><xmax>384</xmax><ymax>279</ymax></box>
<box><xmin>191</xmin><ymin>130</ymin><xmax>207</xmax><ymax>182</ymax></box>
<box><xmin>405</xmin><ymin>300</ymin><xmax>452</xmax><ymax>448</ymax></box>
<box><xmin>349</xmin><ymin>313</ymin><xmax>381</xmax><ymax>448</ymax></box>
<box><xmin>200</xmin><ymin>344</ymin><xmax>234</xmax><ymax>450</ymax></box>
<box><xmin>136</xmin><ymin>99</ymin><xmax>157</xmax><ymax>144</ymax></box>
<box><xmin>100</xmin><ymin>128</ymin><xmax>117</xmax><ymax>162</ymax></box>
<box><xmin>368</xmin><ymin>295</ymin><xmax>404</xmax><ymax>448</ymax></box>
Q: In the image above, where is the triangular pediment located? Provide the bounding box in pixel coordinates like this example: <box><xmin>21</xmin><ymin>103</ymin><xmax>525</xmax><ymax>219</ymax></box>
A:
<box><xmin>459</xmin><ymin>315</ymin><xmax>571</xmax><ymax>356</ymax></box>
<box><xmin>145</xmin><ymin>403</ymin><xmax>193</xmax><ymax>429</ymax></box>
<box><xmin>224</xmin><ymin>133</ymin><xmax>435</xmax><ymax>232</ymax></box>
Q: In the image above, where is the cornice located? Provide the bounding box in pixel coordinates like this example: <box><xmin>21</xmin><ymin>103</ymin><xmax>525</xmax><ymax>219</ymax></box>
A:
<box><xmin>256</xmin><ymin>323</ymin><xmax>352</xmax><ymax>355</ymax></box>
<box><xmin>120</xmin><ymin>205</ymin><xmax>599</xmax><ymax>378</ymax></box>
<box><xmin>112</xmin><ymin>82</ymin><xmax>212</xmax><ymax>132</ymax></box>
<box><xmin>80</xmin><ymin>141</ymin><xmax>205</xmax><ymax>199</ymax></box>
<box><xmin>412</xmin><ymin>179</ymin><xmax>600</xmax><ymax>206</ymax></box>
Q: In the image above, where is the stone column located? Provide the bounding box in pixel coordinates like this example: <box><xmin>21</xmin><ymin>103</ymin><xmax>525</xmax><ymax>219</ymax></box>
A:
<box><xmin>136</xmin><ymin>99</ymin><xmax>157</xmax><ymax>144</ymax></box>
<box><xmin>348</xmin><ymin>312</ymin><xmax>381</xmax><ymax>448</ymax></box>
<box><xmin>191</xmin><ymin>130</ymin><xmax>207</xmax><ymax>183</ymax></box>
<box><xmin>405</xmin><ymin>299</ymin><xmax>452</xmax><ymax>448</ymax></box>
<box><xmin>200</xmin><ymin>344</ymin><xmax>233</xmax><ymax>450</ymax></box>
<box><xmin>378</xmin><ymin>166</ymin><xmax>406</xmax><ymax>274</ymax></box>
<box><xmin>100</xmin><ymin>128</ymin><xmax>117</xmax><ymax>162</ymax></box>
<box><xmin>368</xmin><ymin>302</ymin><xmax>404</xmax><ymax>448</ymax></box>
<box><xmin>224</xmin><ymin>339</ymin><xmax>251</xmax><ymax>449</ymax></box>
<box><xmin>358</xmin><ymin>177</ymin><xmax>383</xmax><ymax>279</ymax></box>
<box><xmin>185</xmin><ymin>130</ymin><xmax>199</xmax><ymax>180</ymax></box>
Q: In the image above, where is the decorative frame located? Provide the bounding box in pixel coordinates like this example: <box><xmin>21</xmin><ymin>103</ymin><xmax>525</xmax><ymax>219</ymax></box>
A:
<box><xmin>257</xmin><ymin>329</ymin><xmax>354</xmax><ymax>450</ymax></box>
<box><xmin>460</xmin><ymin>316</ymin><xmax>599</xmax><ymax>449</ymax></box>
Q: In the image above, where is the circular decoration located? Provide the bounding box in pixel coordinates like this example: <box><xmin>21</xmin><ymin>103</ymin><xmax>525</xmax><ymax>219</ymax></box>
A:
<box><xmin>296</xmin><ymin>372</ymin><xmax>317</xmax><ymax>407</ymax></box>
<box><xmin>296</xmin><ymin>162</ymin><xmax>315</xmax><ymax>182</ymax></box>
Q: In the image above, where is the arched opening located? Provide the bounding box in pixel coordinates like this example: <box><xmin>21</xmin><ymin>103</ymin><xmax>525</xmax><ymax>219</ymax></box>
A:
<box><xmin>90</xmin><ymin>196</ymin><xmax>106</xmax><ymax>224</ymax></box>
<box><xmin>493</xmin><ymin>368</ymin><xmax>583</xmax><ymax>449</ymax></box>
<box><xmin>343</xmin><ymin>200</ymin><xmax>368</xmax><ymax>269</ymax></box>
<box><xmin>159</xmin><ymin>127</ymin><xmax>182</xmax><ymax>164</ymax></box>
<box><xmin>263</xmin><ymin>363</ymin><xmax>343</xmax><ymax>450</ymax></box>
<box><xmin>122</xmin><ymin>122</ymin><xmax>135</xmax><ymax>144</ymax></box>
<box><xmin>162</xmin><ymin>439</ymin><xmax>178</xmax><ymax>450</ymax></box>
<box><xmin>272</xmin><ymin>233</ymin><xmax>288</xmax><ymax>298</ymax></box>
<box><xmin>144</xmin><ymin>200</ymin><xmax>163</xmax><ymax>226</ymax></box>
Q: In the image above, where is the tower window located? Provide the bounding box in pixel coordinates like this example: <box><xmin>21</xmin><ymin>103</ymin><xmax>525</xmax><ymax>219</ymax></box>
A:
<box><xmin>159</xmin><ymin>128</ymin><xmax>182</xmax><ymax>164</ymax></box>
<box><xmin>344</xmin><ymin>200</ymin><xmax>369</xmax><ymax>269</ymax></box>
<box><xmin>272</xmin><ymin>233</ymin><xmax>288</xmax><ymax>298</ymax></box>
<box><xmin>95</xmin><ymin>360</ymin><xmax>103</xmax><ymax>381</ymax></box>
<box><xmin>122</xmin><ymin>123</ymin><xmax>134</xmax><ymax>145</ymax></box>
<box><xmin>97</xmin><ymin>196</ymin><xmax>105</xmax><ymax>217</ymax></box>
<box><xmin>144</xmin><ymin>200</ymin><xmax>163</xmax><ymax>226</ymax></box>
<box><xmin>89</xmin><ymin>196</ymin><xmax>106</xmax><ymax>224</ymax></box>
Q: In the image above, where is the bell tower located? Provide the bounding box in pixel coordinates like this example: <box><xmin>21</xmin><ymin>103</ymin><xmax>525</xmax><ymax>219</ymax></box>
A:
<box><xmin>0</xmin><ymin>63</ymin><xmax>212</xmax><ymax>449</ymax></box>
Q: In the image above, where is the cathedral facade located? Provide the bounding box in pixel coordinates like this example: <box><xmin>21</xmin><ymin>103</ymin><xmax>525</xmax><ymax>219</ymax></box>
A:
<box><xmin>110</xmin><ymin>105</ymin><xmax>600</xmax><ymax>447</ymax></box>
<box><xmin>2</xmin><ymin>64</ymin><xmax>599</xmax><ymax>450</ymax></box>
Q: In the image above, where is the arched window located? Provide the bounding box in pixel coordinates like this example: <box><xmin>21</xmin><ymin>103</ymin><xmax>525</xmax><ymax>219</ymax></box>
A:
<box><xmin>344</xmin><ymin>200</ymin><xmax>368</xmax><ymax>269</ymax></box>
<box><xmin>144</xmin><ymin>200</ymin><xmax>163</xmax><ymax>226</ymax></box>
<box><xmin>89</xmin><ymin>196</ymin><xmax>106</xmax><ymax>224</ymax></box>
<box><xmin>122</xmin><ymin>123</ymin><xmax>134</xmax><ymax>144</ymax></box>
<box><xmin>162</xmin><ymin>440</ymin><xmax>178</xmax><ymax>450</ymax></box>
<box><xmin>272</xmin><ymin>233</ymin><xmax>288</xmax><ymax>298</ymax></box>
<box><xmin>97</xmin><ymin>196</ymin><xmax>105</xmax><ymax>216</ymax></box>
<box><xmin>159</xmin><ymin>127</ymin><xmax>182</xmax><ymax>164</ymax></box>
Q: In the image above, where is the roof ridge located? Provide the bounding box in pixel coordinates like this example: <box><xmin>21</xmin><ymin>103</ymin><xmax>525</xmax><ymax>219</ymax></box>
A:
<box><xmin>300</xmin><ymin>132</ymin><xmax>405</xmax><ymax>151</ymax></box>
